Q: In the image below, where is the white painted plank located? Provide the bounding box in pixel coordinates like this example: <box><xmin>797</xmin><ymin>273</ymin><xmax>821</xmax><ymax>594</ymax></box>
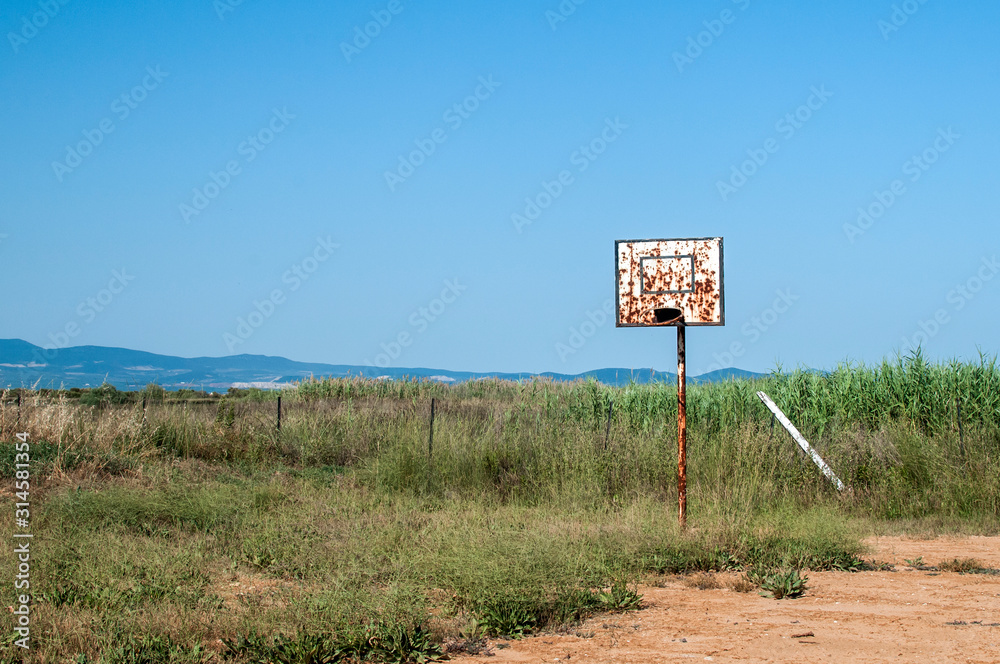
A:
<box><xmin>756</xmin><ymin>391</ymin><xmax>846</xmax><ymax>492</ymax></box>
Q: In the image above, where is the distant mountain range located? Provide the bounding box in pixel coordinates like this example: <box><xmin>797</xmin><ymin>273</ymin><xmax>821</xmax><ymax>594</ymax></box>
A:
<box><xmin>0</xmin><ymin>339</ymin><xmax>765</xmax><ymax>391</ymax></box>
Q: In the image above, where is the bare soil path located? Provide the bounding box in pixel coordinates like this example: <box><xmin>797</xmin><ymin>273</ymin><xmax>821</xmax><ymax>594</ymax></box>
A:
<box><xmin>448</xmin><ymin>537</ymin><xmax>1000</xmax><ymax>664</ymax></box>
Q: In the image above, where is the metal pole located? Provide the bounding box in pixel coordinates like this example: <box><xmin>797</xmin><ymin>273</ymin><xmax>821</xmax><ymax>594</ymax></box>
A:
<box><xmin>677</xmin><ymin>325</ymin><xmax>687</xmax><ymax>529</ymax></box>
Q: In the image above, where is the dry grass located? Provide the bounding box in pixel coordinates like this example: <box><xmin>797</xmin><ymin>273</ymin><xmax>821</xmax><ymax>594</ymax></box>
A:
<box><xmin>683</xmin><ymin>572</ymin><xmax>722</xmax><ymax>590</ymax></box>
<box><xmin>2</xmin><ymin>362</ymin><xmax>998</xmax><ymax>660</ymax></box>
<box><xmin>938</xmin><ymin>557</ymin><xmax>987</xmax><ymax>573</ymax></box>
<box><xmin>728</xmin><ymin>575</ymin><xmax>757</xmax><ymax>593</ymax></box>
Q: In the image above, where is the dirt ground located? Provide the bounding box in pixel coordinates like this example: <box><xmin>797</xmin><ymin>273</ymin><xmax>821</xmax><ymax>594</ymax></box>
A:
<box><xmin>447</xmin><ymin>537</ymin><xmax>1000</xmax><ymax>664</ymax></box>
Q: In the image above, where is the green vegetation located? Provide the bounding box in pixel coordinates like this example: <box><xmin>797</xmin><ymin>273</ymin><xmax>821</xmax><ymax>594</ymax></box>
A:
<box><xmin>0</xmin><ymin>354</ymin><xmax>997</xmax><ymax>661</ymax></box>
<box><xmin>757</xmin><ymin>569</ymin><xmax>809</xmax><ymax>599</ymax></box>
<box><xmin>223</xmin><ymin>625</ymin><xmax>443</xmax><ymax>664</ymax></box>
<box><xmin>936</xmin><ymin>557</ymin><xmax>997</xmax><ymax>574</ymax></box>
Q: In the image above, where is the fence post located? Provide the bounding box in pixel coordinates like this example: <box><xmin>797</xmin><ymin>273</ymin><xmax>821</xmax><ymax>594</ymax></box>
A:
<box><xmin>956</xmin><ymin>398</ymin><xmax>965</xmax><ymax>461</ymax></box>
<box><xmin>604</xmin><ymin>399</ymin><xmax>613</xmax><ymax>450</ymax></box>
<box><xmin>277</xmin><ymin>395</ymin><xmax>282</xmax><ymax>434</ymax></box>
<box><xmin>17</xmin><ymin>392</ymin><xmax>21</xmax><ymax>429</ymax></box>
<box><xmin>428</xmin><ymin>398</ymin><xmax>435</xmax><ymax>463</ymax></box>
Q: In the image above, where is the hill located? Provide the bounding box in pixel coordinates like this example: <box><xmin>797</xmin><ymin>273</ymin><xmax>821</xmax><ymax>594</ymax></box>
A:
<box><xmin>0</xmin><ymin>339</ymin><xmax>765</xmax><ymax>390</ymax></box>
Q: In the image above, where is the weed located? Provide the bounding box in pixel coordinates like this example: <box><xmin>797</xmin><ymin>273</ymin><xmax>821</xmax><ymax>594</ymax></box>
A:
<box><xmin>223</xmin><ymin>625</ymin><xmax>444</xmax><ymax>664</ymax></box>
<box><xmin>759</xmin><ymin>569</ymin><xmax>809</xmax><ymax>599</ymax></box>
<box><xmin>224</xmin><ymin>631</ymin><xmax>338</xmax><ymax>664</ymax></box>
<box><xmin>216</xmin><ymin>401</ymin><xmax>237</xmax><ymax>429</ymax></box>
<box><xmin>827</xmin><ymin>556</ymin><xmax>865</xmax><ymax>572</ymax></box>
<box><xmin>368</xmin><ymin>623</ymin><xmax>444</xmax><ymax>663</ymax></box>
<box><xmin>938</xmin><ymin>557</ymin><xmax>986</xmax><ymax>573</ymax></box>
<box><xmin>596</xmin><ymin>579</ymin><xmax>644</xmax><ymax>610</ymax></box>
<box><xmin>473</xmin><ymin>593</ymin><xmax>538</xmax><ymax>638</ymax></box>
<box><xmin>103</xmin><ymin>632</ymin><xmax>204</xmax><ymax>664</ymax></box>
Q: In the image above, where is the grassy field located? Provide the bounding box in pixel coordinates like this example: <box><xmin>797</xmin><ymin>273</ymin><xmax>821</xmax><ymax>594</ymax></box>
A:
<box><xmin>1</xmin><ymin>353</ymin><xmax>998</xmax><ymax>662</ymax></box>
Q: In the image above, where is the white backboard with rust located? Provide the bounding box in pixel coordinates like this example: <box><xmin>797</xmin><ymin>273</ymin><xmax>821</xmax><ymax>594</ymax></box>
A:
<box><xmin>615</xmin><ymin>237</ymin><xmax>724</xmax><ymax>326</ymax></box>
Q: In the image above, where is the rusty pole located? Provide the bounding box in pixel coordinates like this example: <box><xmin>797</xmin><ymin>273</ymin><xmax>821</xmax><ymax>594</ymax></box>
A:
<box><xmin>677</xmin><ymin>324</ymin><xmax>687</xmax><ymax>529</ymax></box>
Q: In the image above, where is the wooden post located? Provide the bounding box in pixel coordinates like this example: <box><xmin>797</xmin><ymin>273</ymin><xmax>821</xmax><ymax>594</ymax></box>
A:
<box><xmin>956</xmin><ymin>398</ymin><xmax>965</xmax><ymax>460</ymax></box>
<box><xmin>276</xmin><ymin>395</ymin><xmax>282</xmax><ymax>433</ymax></box>
<box><xmin>677</xmin><ymin>325</ymin><xmax>687</xmax><ymax>529</ymax></box>
<box><xmin>604</xmin><ymin>399</ymin><xmax>613</xmax><ymax>450</ymax></box>
<box><xmin>17</xmin><ymin>392</ymin><xmax>21</xmax><ymax>429</ymax></box>
<box><xmin>428</xmin><ymin>398</ymin><xmax>435</xmax><ymax>462</ymax></box>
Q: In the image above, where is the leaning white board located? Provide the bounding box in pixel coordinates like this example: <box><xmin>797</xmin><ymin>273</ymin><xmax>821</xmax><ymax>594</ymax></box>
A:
<box><xmin>756</xmin><ymin>391</ymin><xmax>846</xmax><ymax>492</ymax></box>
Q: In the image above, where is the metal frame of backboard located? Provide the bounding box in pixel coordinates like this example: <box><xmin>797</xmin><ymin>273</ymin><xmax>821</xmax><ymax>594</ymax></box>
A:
<box><xmin>615</xmin><ymin>237</ymin><xmax>725</xmax><ymax>327</ymax></box>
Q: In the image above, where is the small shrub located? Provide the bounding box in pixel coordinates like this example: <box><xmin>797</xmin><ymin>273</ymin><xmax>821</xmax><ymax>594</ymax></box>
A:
<box><xmin>367</xmin><ymin>623</ymin><xmax>444</xmax><ymax>664</ymax></box>
<box><xmin>938</xmin><ymin>557</ymin><xmax>985</xmax><ymax>573</ymax></box>
<box><xmin>474</xmin><ymin>594</ymin><xmax>538</xmax><ymax>638</ymax></box>
<box><xmin>80</xmin><ymin>383</ymin><xmax>130</xmax><ymax>408</ymax></box>
<box><xmin>827</xmin><ymin>556</ymin><xmax>865</xmax><ymax>572</ymax></box>
<box><xmin>759</xmin><ymin>569</ymin><xmax>808</xmax><ymax>599</ymax></box>
<box><xmin>143</xmin><ymin>384</ymin><xmax>167</xmax><ymax>400</ymax></box>
<box><xmin>593</xmin><ymin>579</ymin><xmax>642</xmax><ymax>610</ymax></box>
<box><xmin>216</xmin><ymin>401</ymin><xmax>236</xmax><ymax>428</ymax></box>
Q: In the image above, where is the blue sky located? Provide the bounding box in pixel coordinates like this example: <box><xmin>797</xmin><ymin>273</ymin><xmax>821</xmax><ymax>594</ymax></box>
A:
<box><xmin>1</xmin><ymin>0</ymin><xmax>997</xmax><ymax>375</ymax></box>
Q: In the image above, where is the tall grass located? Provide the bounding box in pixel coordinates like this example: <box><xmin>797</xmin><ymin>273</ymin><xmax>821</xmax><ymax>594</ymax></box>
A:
<box><xmin>0</xmin><ymin>356</ymin><xmax>998</xmax><ymax>661</ymax></box>
<box><xmin>2</xmin><ymin>354</ymin><xmax>998</xmax><ymax>515</ymax></box>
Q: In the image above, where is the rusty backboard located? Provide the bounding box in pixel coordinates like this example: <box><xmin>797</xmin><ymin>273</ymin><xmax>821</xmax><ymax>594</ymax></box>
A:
<box><xmin>616</xmin><ymin>237</ymin><xmax>724</xmax><ymax>326</ymax></box>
